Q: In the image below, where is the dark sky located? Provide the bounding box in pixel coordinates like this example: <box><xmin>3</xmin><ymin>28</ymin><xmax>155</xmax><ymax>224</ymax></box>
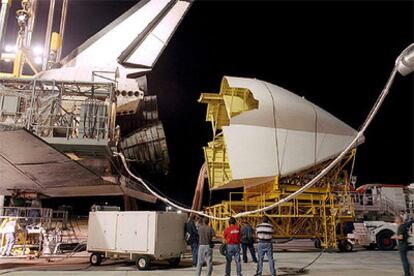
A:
<box><xmin>21</xmin><ymin>1</ymin><xmax>414</xmax><ymax>206</ymax></box>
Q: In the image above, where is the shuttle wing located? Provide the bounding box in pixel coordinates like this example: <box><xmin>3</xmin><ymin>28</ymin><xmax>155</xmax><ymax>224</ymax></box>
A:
<box><xmin>59</xmin><ymin>0</ymin><xmax>191</xmax><ymax>74</ymax></box>
<box><xmin>37</xmin><ymin>0</ymin><xmax>191</xmax><ymax>92</ymax></box>
<box><xmin>0</xmin><ymin>129</ymin><xmax>155</xmax><ymax>202</ymax></box>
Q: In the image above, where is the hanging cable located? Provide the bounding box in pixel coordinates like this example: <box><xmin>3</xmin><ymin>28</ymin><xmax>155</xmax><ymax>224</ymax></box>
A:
<box><xmin>115</xmin><ymin>152</ymin><xmax>228</xmax><ymax>220</ymax></box>
<box><xmin>349</xmin><ymin>149</ymin><xmax>357</xmax><ymax>187</ymax></box>
<box><xmin>264</xmin><ymin>82</ymin><xmax>282</xmax><ymax>175</ymax></box>
<box><xmin>233</xmin><ymin>65</ymin><xmax>398</xmax><ymax>218</ymax></box>
<box><xmin>117</xmin><ymin>54</ymin><xmax>401</xmax><ymax>220</ymax></box>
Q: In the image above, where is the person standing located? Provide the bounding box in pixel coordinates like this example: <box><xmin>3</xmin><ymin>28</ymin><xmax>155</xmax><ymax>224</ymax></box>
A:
<box><xmin>223</xmin><ymin>217</ymin><xmax>242</xmax><ymax>276</ymax></box>
<box><xmin>186</xmin><ymin>215</ymin><xmax>199</xmax><ymax>267</ymax></box>
<box><xmin>255</xmin><ymin>216</ymin><xmax>276</xmax><ymax>276</ymax></box>
<box><xmin>240</xmin><ymin>221</ymin><xmax>258</xmax><ymax>263</ymax></box>
<box><xmin>195</xmin><ymin>217</ymin><xmax>215</xmax><ymax>276</ymax></box>
<box><xmin>393</xmin><ymin>215</ymin><xmax>412</xmax><ymax>276</ymax></box>
<box><xmin>400</xmin><ymin>210</ymin><xmax>409</xmax><ymax>223</ymax></box>
<box><xmin>1</xmin><ymin>216</ymin><xmax>18</xmax><ymax>256</ymax></box>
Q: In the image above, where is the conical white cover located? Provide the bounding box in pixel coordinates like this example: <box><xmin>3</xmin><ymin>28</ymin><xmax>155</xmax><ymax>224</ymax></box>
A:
<box><xmin>220</xmin><ymin>76</ymin><xmax>363</xmax><ymax>189</ymax></box>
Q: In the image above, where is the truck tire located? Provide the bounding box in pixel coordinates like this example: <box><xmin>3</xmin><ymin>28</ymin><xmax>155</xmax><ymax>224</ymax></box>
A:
<box><xmin>90</xmin><ymin>252</ymin><xmax>102</xmax><ymax>266</ymax></box>
<box><xmin>168</xmin><ymin>257</ymin><xmax>181</xmax><ymax>267</ymax></box>
<box><xmin>338</xmin><ymin>240</ymin><xmax>353</xmax><ymax>252</ymax></box>
<box><xmin>376</xmin><ymin>230</ymin><xmax>396</xmax><ymax>251</ymax></box>
<box><xmin>136</xmin><ymin>256</ymin><xmax>151</xmax><ymax>270</ymax></box>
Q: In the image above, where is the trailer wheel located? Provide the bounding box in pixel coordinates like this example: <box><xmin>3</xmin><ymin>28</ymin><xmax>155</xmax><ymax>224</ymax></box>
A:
<box><xmin>168</xmin><ymin>257</ymin><xmax>181</xmax><ymax>267</ymax></box>
<box><xmin>376</xmin><ymin>230</ymin><xmax>396</xmax><ymax>251</ymax></box>
<box><xmin>338</xmin><ymin>240</ymin><xmax>353</xmax><ymax>252</ymax></box>
<box><xmin>136</xmin><ymin>256</ymin><xmax>151</xmax><ymax>270</ymax></box>
<box><xmin>90</xmin><ymin>252</ymin><xmax>102</xmax><ymax>266</ymax></box>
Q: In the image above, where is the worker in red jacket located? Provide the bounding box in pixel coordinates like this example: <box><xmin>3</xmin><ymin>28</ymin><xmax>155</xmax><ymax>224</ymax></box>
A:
<box><xmin>223</xmin><ymin>217</ymin><xmax>242</xmax><ymax>276</ymax></box>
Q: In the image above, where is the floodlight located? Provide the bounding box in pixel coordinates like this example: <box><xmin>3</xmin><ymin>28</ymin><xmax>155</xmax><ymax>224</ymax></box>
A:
<box><xmin>32</xmin><ymin>46</ymin><xmax>43</xmax><ymax>56</ymax></box>
<box><xmin>5</xmin><ymin>45</ymin><xmax>17</xmax><ymax>53</ymax></box>
<box><xmin>396</xmin><ymin>43</ymin><xmax>414</xmax><ymax>76</ymax></box>
<box><xmin>34</xmin><ymin>56</ymin><xmax>42</xmax><ymax>64</ymax></box>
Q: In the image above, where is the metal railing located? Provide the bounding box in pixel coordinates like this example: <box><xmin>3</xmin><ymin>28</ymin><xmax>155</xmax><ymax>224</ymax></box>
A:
<box><xmin>0</xmin><ymin>207</ymin><xmax>72</xmax><ymax>256</ymax></box>
<box><xmin>0</xmin><ymin>78</ymin><xmax>117</xmax><ymax>143</ymax></box>
<box><xmin>350</xmin><ymin>192</ymin><xmax>402</xmax><ymax>216</ymax></box>
<box><xmin>0</xmin><ymin>207</ymin><xmax>53</xmax><ymax>228</ymax></box>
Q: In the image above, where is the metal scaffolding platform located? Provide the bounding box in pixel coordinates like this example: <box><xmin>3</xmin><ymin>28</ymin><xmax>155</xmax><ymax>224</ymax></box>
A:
<box><xmin>206</xmin><ymin>151</ymin><xmax>356</xmax><ymax>249</ymax></box>
<box><xmin>0</xmin><ymin>78</ymin><xmax>117</xmax><ymax>156</ymax></box>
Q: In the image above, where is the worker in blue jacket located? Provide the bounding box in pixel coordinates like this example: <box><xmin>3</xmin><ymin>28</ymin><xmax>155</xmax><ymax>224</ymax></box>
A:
<box><xmin>393</xmin><ymin>214</ymin><xmax>413</xmax><ymax>276</ymax></box>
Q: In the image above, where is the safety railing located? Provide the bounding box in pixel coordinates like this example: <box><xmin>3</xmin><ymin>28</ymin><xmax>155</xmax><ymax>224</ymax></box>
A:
<box><xmin>350</xmin><ymin>191</ymin><xmax>402</xmax><ymax>217</ymax></box>
<box><xmin>0</xmin><ymin>207</ymin><xmax>71</xmax><ymax>256</ymax></box>
<box><xmin>0</xmin><ymin>207</ymin><xmax>53</xmax><ymax>228</ymax></box>
<box><xmin>0</xmin><ymin>78</ymin><xmax>117</xmax><ymax>144</ymax></box>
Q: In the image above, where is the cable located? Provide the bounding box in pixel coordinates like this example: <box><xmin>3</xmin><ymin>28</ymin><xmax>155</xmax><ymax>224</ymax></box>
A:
<box><xmin>300</xmin><ymin>248</ymin><xmax>325</xmax><ymax>271</ymax></box>
<box><xmin>117</xmin><ymin>59</ymin><xmax>399</xmax><ymax>220</ymax></box>
<box><xmin>349</xmin><ymin>149</ymin><xmax>357</xmax><ymax>186</ymax></box>
<box><xmin>108</xmin><ymin>154</ymin><xmax>191</xmax><ymax>209</ymax></box>
<box><xmin>233</xmin><ymin>64</ymin><xmax>398</xmax><ymax>218</ymax></box>
<box><xmin>279</xmin><ymin>248</ymin><xmax>325</xmax><ymax>275</ymax></box>
<box><xmin>116</xmin><ymin>152</ymin><xmax>227</xmax><ymax>221</ymax></box>
<box><xmin>264</xmin><ymin>82</ymin><xmax>282</xmax><ymax>175</ymax></box>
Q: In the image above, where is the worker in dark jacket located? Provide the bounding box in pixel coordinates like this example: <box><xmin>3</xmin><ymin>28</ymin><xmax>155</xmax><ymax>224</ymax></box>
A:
<box><xmin>393</xmin><ymin>215</ymin><xmax>413</xmax><ymax>276</ymax></box>
<box><xmin>185</xmin><ymin>215</ymin><xmax>199</xmax><ymax>266</ymax></box>
<box><xmin>240</xmin><ymin>221</ymin><xmax>258</xmax><ymax>263</ymax></box>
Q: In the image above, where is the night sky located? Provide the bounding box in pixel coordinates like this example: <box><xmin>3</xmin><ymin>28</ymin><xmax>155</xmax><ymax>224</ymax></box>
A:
<box><xmin>14</xmin><ymin>1</ymin><xmax>414</xmax><ymax>208</ymax></box>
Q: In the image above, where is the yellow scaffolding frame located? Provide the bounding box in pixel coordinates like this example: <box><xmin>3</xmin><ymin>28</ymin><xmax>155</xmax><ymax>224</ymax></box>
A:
<box><xmin>205</xmin><ymin>151</ymin><xmax>355</xmax><ymax>249</ymax></box>
<box><xmin>200</xmin><ymin>78</ymin><xmax>356</xmax><ymax>249</ymax></box>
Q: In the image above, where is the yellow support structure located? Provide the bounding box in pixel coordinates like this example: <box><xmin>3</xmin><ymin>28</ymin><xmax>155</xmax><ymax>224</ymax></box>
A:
<box><xmin>50</xmin><ymin>32</ymin><xmax>62</xmax><ymax>52</ymax></box>
<box><xmin>198</xmin><ymin>78</ymin><xmax>259</xmax><ymax>190</ymax></box>
<box><xmin>200</xmin><ymin>79</ymin><xmax>357</xmax><ymax>249</ymax></box>
<box><xmin>12</xmin><ymin>50</ymin><xmax>23</xmax><ymax>77</ymax></box>
<box><xmin>205</xmin><ymin>152</ymin><xmax>356</xmax><ymax>249</ymax></box>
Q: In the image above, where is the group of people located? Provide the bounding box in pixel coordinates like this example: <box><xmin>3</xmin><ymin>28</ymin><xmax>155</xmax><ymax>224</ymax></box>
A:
<box><xmin>185</xmin><ymin>215</ymin><xmax>277</xmax><ymax>276</ymax></box>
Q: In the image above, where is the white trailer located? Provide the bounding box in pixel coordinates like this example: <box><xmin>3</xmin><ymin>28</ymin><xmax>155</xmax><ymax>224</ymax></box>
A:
<box><xmin>87</xmin><ymin>211</ymin><xmax>187</xmax><ymax>270</ymax></box>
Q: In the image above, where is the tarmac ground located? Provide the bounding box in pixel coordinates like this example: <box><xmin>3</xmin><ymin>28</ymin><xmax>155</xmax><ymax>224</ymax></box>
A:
<box><xmin>0</xmin><ymin>242</ymin><xmax>412</xmax><ymax>276</ymax></box>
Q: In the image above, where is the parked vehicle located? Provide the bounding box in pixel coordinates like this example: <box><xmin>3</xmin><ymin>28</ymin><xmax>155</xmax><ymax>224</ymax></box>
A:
<box><xmin>87</xmin><ymin>211</ymin><xmax>187</xmax><ymax>270</ymax></box>
<box><xmin>349</xmin><ymin>184</ymin><xmax>414</xmax><ymax>250</ymax></box>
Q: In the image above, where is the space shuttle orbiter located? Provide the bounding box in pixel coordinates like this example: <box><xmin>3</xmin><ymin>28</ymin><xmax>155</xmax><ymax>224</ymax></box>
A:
<box><xmin>38</xmin><ymin>0</ymin><xmax>192</xmax><ymax>112</ymax></box>
<box><xmin>0</xmin><ymin>0</ymin><xmax>191</xmax><ymax>202</ymax></box>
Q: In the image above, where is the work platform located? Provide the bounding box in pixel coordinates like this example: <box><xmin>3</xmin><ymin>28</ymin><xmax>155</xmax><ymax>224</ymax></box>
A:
<box><xmin>0</xmin><ymin>78</ymin><xmax>155</xmax><ymax>202</ymax></box>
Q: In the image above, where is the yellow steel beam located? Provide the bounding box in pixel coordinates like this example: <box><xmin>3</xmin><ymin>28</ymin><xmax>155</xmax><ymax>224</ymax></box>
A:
<box><xmin>12</xmin><ymin>50</ymin><xmax>23</xmax><ymax>77</ymax></box>
<box><xmin>50</xmin><ymin>32</ymin><xmax>62</xmax><ymax>51</ymax></box>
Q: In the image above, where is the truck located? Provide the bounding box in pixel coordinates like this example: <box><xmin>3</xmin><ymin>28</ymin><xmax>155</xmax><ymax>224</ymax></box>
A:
<box><xmin>349</xmin><ymin>184</ymin><xmax>414</xmax><ymax>250</ymax></box>
<box><xmin>87</xmin><ymin>211</ymin><xmax>187</xmax><ymax>270</ymax></box>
